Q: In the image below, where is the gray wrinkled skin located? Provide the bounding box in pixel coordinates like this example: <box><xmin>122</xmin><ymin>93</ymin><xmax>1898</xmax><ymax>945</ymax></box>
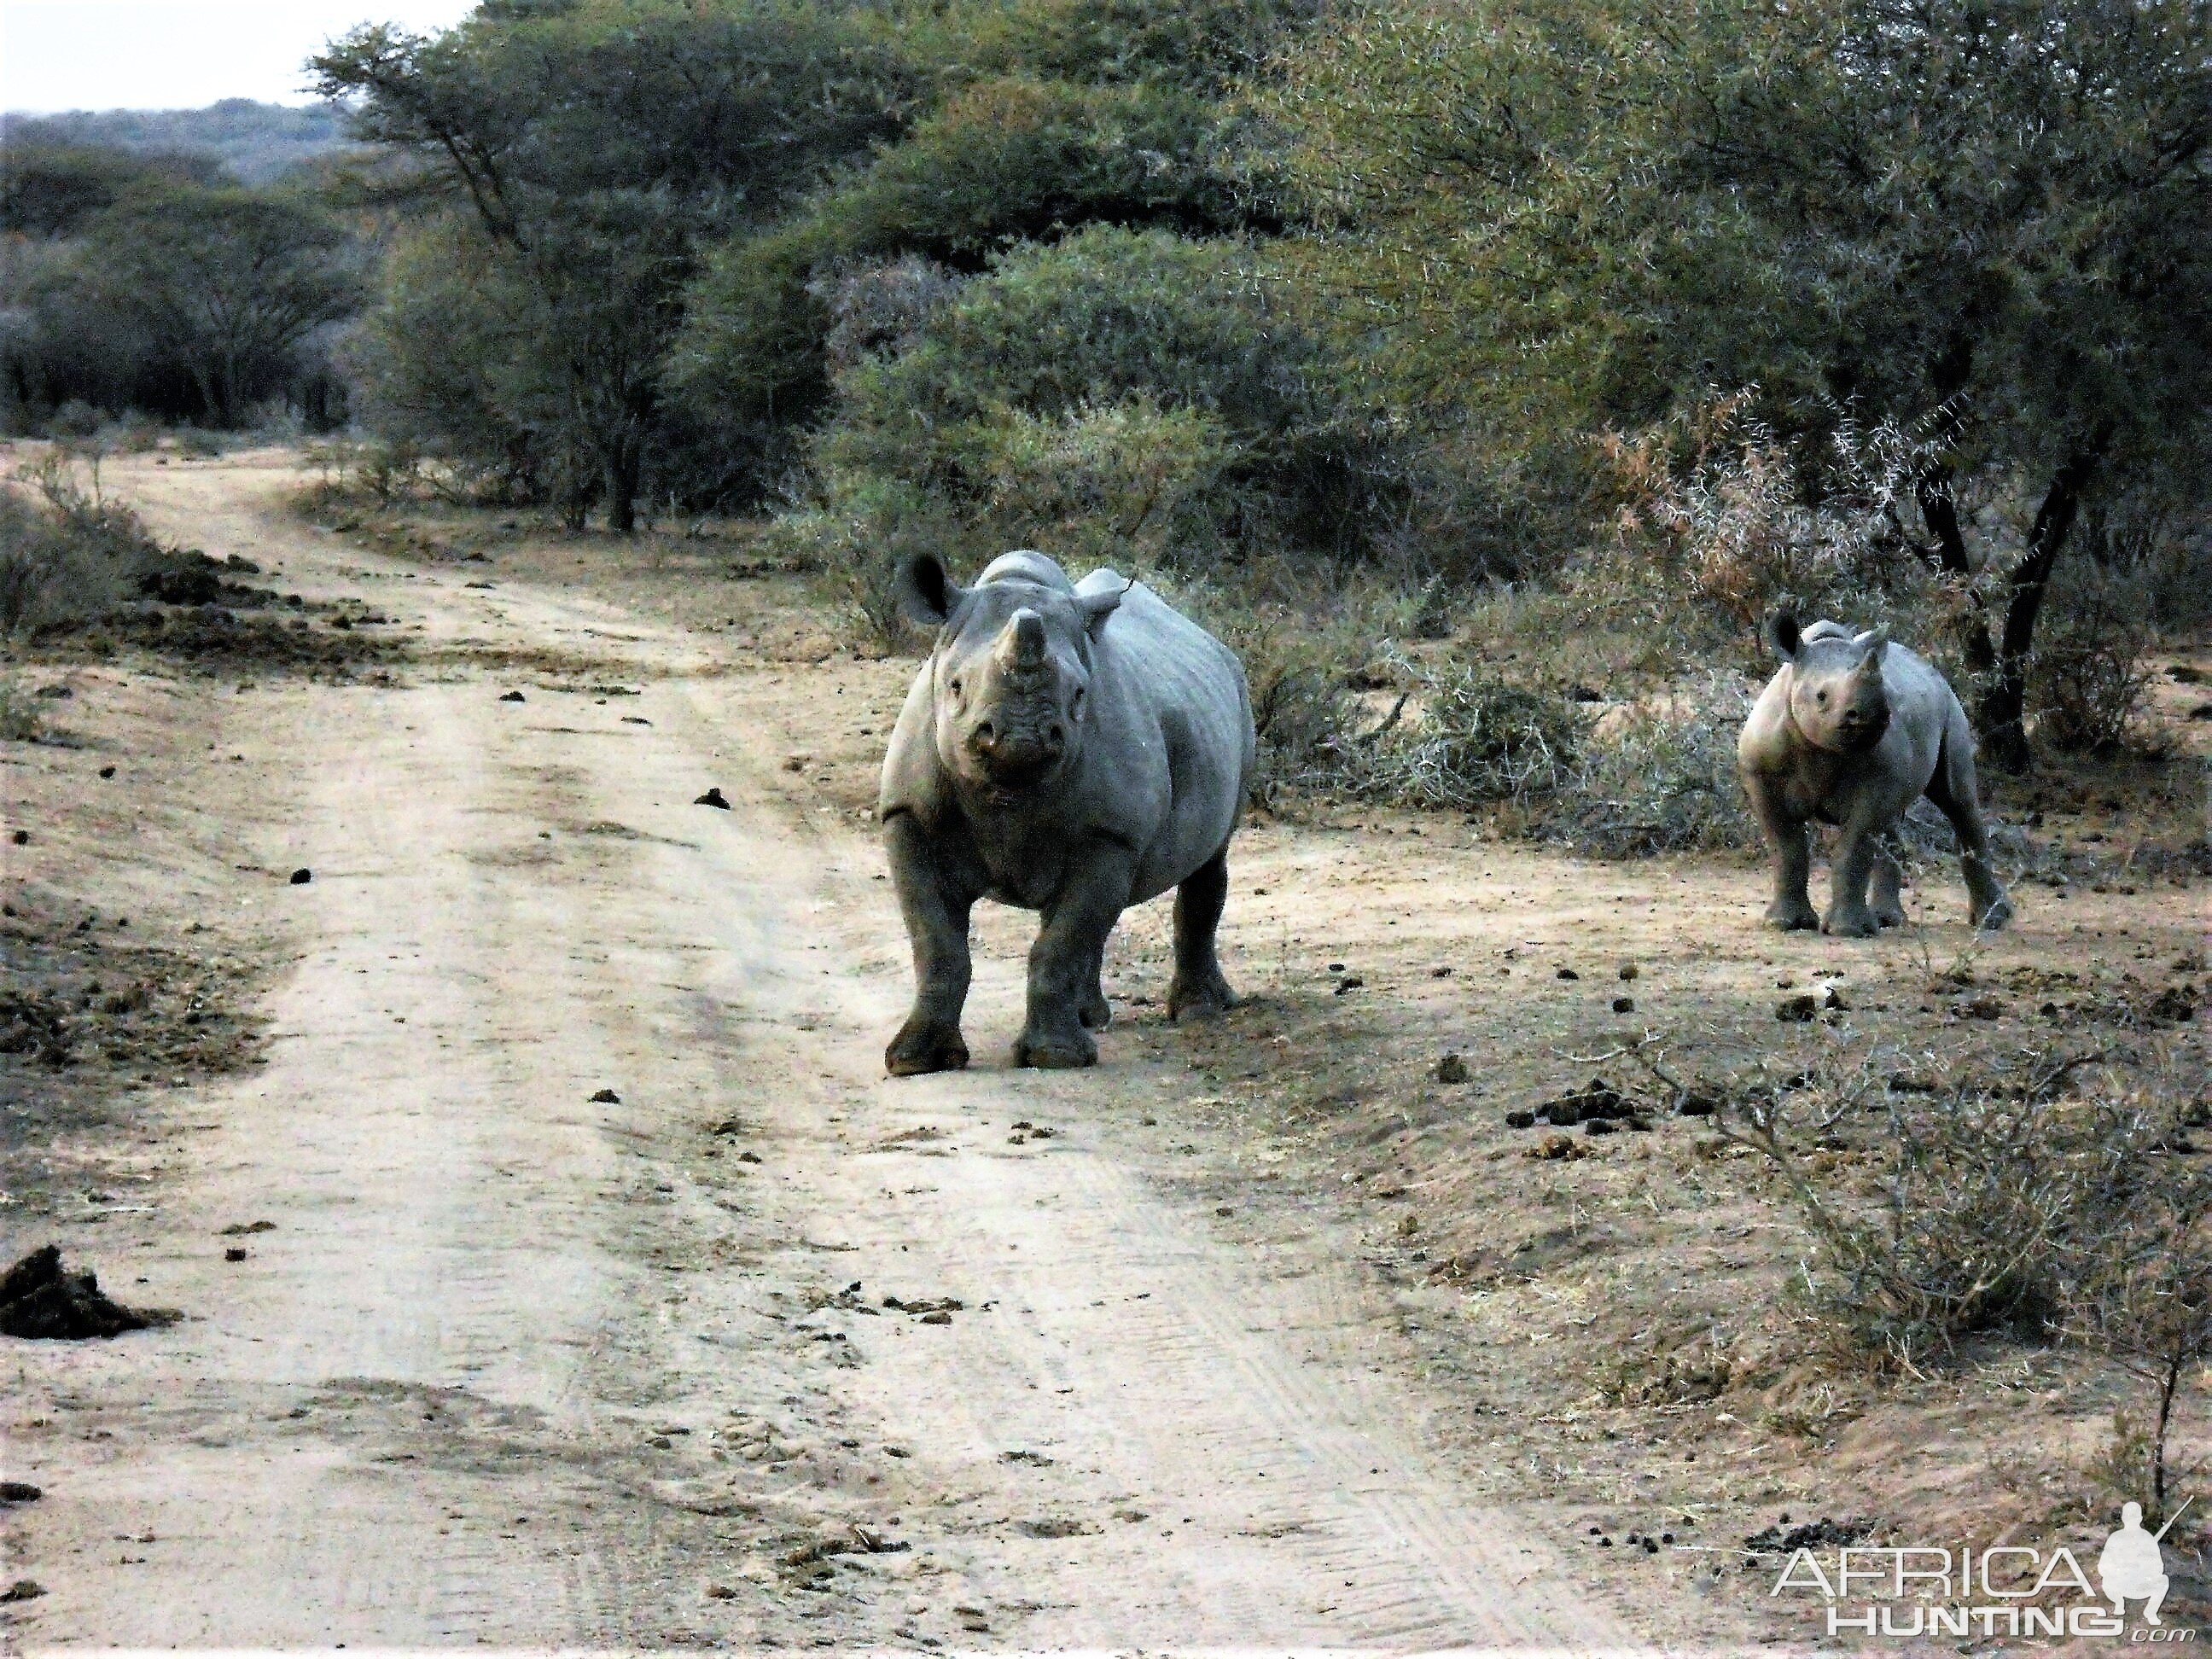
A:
<box><xmin>1738</xmin><ymin>610</ymin><xmax>2012</xmax><ymax>938</ymax></box>
<box><xmin>879</xmin><ymin>550</ymin><xmax>1257</xmax><ymax>1073</ymax></box>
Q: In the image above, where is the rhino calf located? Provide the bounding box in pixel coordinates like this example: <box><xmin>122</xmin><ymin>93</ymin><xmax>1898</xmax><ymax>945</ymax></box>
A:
<box><xmin>1738</xmin><ymin>610</ymin><xmax>2011</xmax><ymax>937</ymax></box>
<box><xmin>879</xmin><ymin>550</ymin><xmax>1256</xmax><ymax>1073</ymax></box>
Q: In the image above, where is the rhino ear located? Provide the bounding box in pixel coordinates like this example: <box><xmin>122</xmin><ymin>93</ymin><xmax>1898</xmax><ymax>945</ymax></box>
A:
<box><xmin>1765</xmin><ymin>607</ymin><xmax>1802</xmax><ymax>663</ymax></box>
<box><xmin>1077</xmin><ymin>584</ymin><xmax>1123</xmax><ymax>639</ymax></box>
<box><xmin>894</xmin><ymin>554</ymin><xmax>967</xmax><ymax>630</ymax></box>
<box><xmin>1853</xmin><ymin>626</ymin><xmax>1890</xmax><ymax>668</ymax></box>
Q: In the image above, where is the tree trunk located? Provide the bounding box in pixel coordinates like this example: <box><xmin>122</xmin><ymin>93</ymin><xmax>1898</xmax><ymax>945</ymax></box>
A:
<box><xmin>1913</xmin><ymin>471</ymin><xmax>1998</xmax><ymax>675</ymax></box>
<box><xmin>1976</xmin><ymin>451</ymin><xmax>2098</xmax><ymax>774</ymax></box>
<box><xmin>603</xmin><ymin>439</ymin><xmax>640</xmax><ymax>536</ymax></box>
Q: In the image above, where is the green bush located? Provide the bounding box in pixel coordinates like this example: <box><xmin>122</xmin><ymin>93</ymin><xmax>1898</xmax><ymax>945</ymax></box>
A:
<box><xmin>783</xmin><ymin>225</ymin><xmax>1398</xmax><ymax>601</ymax></box>
<box><xmin>811</xmin><ymin>78</ymin><xmax>1267</xmax><ymax>266</ymax></box>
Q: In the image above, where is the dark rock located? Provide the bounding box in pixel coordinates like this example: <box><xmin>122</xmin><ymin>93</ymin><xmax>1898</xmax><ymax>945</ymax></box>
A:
<box><xmin>695</xmin><ymin>788</ymin><xmax>731</xmax><ymax>809</ymax></box>
<box><xmin>1618</xmin><ymin>963</ymin><xmax>1639</xmax><ymax>980</ymax></box>
<box><xmin>1556</xmin><ymin>967</ymin><xmax>1580</xmax><ymax>981</ymax></box>
<box><xmin>10</xmin><ymin>830</ymin><xmax>25</xmax><ymax>846</ymax></box>
<box><xmin>1334</xmin><ymin>975</ymin><xmax>1364</xmax><ymax>994</ymax></box>
<box><xmin>1675</xmin><ymin>1093</ymin><xmax>1718</xmax><ymax>1118</ymax></box>
<box><xmin>1505</xmin><ymin>1109</ymin><xmax>1536</xmax><ymax>1129</ymax></box>
<box><xmin>499</xmin><ymin>690</ymin><xmax>526</xmax><ymax>703</ymax></box>
<box><xmin>98</xmin><ymin>765</ymin><xmax>116</xmax><ymax>779</ymax></box>
<box><xmin>224</xmin><ymin>1247</ymin><xmax>247</xmax><ymax>1262</ymax></box>
<box><xmin>0</xmin><ymin>1246</ymin><xmax>170</xmax><ymax>1340</ymax></box>
<box><xmin>0</xmin><ymin>1580</ymin><xmax>44</xmax><ymax>1603</ymax></box>
<box><xmin>1435</xmin><ymin>1053</ymin><xmax>1470</xmax><ymax>1085</ymax></box>
<box><xmin>1776</xmin><ymin>994</ymin><xmax>1819</xmax><ymax>1022</ymax></box>
<box><xmin>590</xmin><ymin>1087</ymin><xmax>620</xmax><ymax>1103</ymax></box>
<box><xmin>1586</xmin><ymin>1117</ymin><xmax>1617</xmax><ymax>1136</ymax></box>
<box><xmin>0</xmin><ymin>1481</ymin><xmax>41</xmax><ymax>1503</ymax></box>
<box><xmin>288</xmin><ymin>868</ymin><xmax>311</xmax><ymax>885</ymax></box>
<box><xmin>1612</xmin><ymin>997</ymin><xmax>1635</xmax><ymax>1013</ymax></box>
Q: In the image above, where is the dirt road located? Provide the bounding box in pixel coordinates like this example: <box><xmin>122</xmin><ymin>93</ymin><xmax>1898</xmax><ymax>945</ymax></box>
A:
<box><xmin>3</xmin><ymin>456</ymin><xmax>1656</xmax><ymax>1650</ymax></box>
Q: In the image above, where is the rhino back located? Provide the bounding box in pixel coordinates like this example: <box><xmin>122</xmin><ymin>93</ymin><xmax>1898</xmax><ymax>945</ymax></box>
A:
<box><xmin>1073</xmin><ymin>573</ymin><xmax>1254</xmax><ymax>901</ymax></box>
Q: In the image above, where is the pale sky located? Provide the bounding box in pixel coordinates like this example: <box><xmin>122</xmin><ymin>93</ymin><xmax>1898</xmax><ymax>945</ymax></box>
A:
<box><xmin>2</xmin><ymin>1</ymin><xmax>480</xmax><ymax>114</ymax></box>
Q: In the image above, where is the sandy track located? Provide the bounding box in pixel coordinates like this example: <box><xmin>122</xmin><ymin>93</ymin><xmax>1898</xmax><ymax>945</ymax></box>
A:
<box><xmin>3</xmin><ymin>456</ymin><xmax>1651</xmax><ymax>1651</ymax></box>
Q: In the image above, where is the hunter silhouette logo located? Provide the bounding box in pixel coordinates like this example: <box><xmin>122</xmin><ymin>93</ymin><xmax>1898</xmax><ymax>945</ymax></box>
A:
<box><xmin>2098</xmin><ymin>1499</ymin><xmax>2191</xmax><ymax>1626</ymax></box>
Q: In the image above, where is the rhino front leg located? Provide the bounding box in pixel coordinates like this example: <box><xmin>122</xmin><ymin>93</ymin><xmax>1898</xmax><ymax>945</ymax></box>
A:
<box><xmin>1745</xmin><ymin>774</ymin><xmax>1818</xmax><ymax>930</ymax></box>
<box><xmin>1016</xmin><ymin>841</ymin><xmax>1137</xmax><ymax>1069</ymax></box>
<box><xmin>1167</xmin><ymin>843</ymin><xmax>1236</xmax><ymax>1020</ymax></box>
<box><xmin>883</xmin><ymin>812</ymin><xmax>976</xmax><ymax>1076</ymax></box>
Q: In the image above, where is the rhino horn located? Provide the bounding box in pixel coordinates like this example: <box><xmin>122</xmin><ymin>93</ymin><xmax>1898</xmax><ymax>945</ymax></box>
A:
<box><xmin>998</xmin><ymin>608</ymin><xmax>1048</xmax><ymax>670</ymax></box>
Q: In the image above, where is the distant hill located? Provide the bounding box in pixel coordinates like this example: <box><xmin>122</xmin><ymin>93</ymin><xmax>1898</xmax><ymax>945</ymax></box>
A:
<box><xmin>0</xmin><ymin>99</ymin><xmax>356</xmax><ymax>185</ymax></box>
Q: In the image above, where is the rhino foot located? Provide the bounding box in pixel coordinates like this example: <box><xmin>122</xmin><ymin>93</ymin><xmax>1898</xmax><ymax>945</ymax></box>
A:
<box><xmin>1872</xmin><ymin>900</ymin><xmax>1906</xmax><ymax>928</ymax></box>
<box><xmin>1821</xmin><ymin>904</ymin><xmax>1881</xmax><ymax>940</ymax></box>
<box><xmin>886</xmin><ymin>1018</ymin><xmax>970</xmax><ymax>1077</ymax></box>
<box><xmin>1013</xmin><ymin>1025</ymin><xmax>1097</xmax><ymax>1069</ymax></box>
<box><xmin>1167</xmin><ymin>972</ymin><xmax>1237</xmax><ymax>1022</ymax></box>
<box><xmin>1765</xmin><ymin>899</ymin><xmax>1820</xmax><ymax>932</ymax></box>
<box><xmin>1080</xmin><ymin>987</ymin><xmax>1112</xmax><ymax>1030</ymax></box>
<box><xmin>1973</xmin><ymin>893</ymin><xmax>2015</xmax><ymax>932</ymax></box>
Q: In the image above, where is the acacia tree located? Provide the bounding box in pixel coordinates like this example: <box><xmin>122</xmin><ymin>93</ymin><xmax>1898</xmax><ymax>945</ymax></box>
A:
<box><xmin>1272</xmin><ymin>0</ymin><xmax>2212</xmax><ymax>768</ymax></box>
<box><xmin>67</xmin><ymin>183</ymin><xmax>362</xmax><ymax>426</ymax></box>
<box><xmin>313</xmin><ymin>0</ymin><xmax>917</xmax><ymax>527</ymax></box>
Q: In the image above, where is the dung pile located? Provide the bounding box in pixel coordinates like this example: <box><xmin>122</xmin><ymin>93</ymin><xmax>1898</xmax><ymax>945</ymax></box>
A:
<box><xmin>0</xmin><ymin>1246</ymin><xmax>172</xmax><ymax>1339</ymax></box>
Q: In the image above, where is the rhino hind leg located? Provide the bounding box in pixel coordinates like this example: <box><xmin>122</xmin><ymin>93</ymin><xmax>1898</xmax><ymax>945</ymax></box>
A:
<box><xmin>1080</xmin><ymin>940</ymin><xmax>1112</xmax><ymax>1031</ymax></box>
<box><xmin>1167</xmin><ymin>845</ymin><xmax>1237</xmax><ymax>1021</ymax></box>
<box><xmin>1822</xmin><ymin>820</ymin><xmax>1884</xmax><ymax>938</ymax></box>
<box><xmin>1870</xmin><ymin>839</ymin><xmax>1906</xmax><ymax>928</ymax></box>
<box><xmin>1925</xmin><ymin>726</ymin><xmax>2012</xmax><ymax>930</ymax></box>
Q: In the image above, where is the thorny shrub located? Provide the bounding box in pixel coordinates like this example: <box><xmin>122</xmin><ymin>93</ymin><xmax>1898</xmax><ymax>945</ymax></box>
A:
<box><xmin>0</xmin><ymin>454</ymin><xmax>162</xmax><ymax>632</ymax></box>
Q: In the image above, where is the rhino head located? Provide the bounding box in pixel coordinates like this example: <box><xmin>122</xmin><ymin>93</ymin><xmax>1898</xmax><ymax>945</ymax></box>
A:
<box><xmin>1767</xmin><ymin>608</ymin><xmax>1891</xmax><ymax>754</ymax></box>
<box><xmin>896</xmin><ymin>552</ymin><xmax>1121</xmax><ymax>797</ymax></box>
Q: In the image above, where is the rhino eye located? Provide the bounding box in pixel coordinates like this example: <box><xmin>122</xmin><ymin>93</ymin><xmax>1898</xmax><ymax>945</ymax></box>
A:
<box><xmin>1816</xmin><ymin>690</ymin><xmax>1829</xmax><ymax>704</ymax></box>
<box><xmin>949</xmin><ymin>677</ymin><xmax>963</xmax><ymax>696</ymax></box>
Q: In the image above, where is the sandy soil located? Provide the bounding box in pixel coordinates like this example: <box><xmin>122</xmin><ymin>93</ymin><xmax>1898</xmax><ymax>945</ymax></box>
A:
<box><xmin>1</xmin><ymin>449</ymin><xmax>2204</xmax><ymax>1652</ymax></box>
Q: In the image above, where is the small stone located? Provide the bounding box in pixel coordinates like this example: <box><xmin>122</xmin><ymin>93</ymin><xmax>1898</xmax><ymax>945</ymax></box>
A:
<box><xmin>1505</xmin><ymin>1109</ymin><xmax>1536</xmax><ymax>1129</ymax></box>
<box><xmin>1334</xmin><ymin>975</ymin><xmax>1364</xmax><ymax>994</ymax></box>
<box><xmin>98</xmin><ymin>765</ymin><xmax>116</xmax><ymax>778</ymax></box>
<box><xmin>224</xmin><ymin>1247</ymin><xmax>247</xmax><ymax>1262</ymax></box>
<box><xmin>288</xmin><ymin>868</ymin><xmax>312</xmax><ymax>885</ymax></box>
<box><xmin>0</xmin><ymin>1580</ymin><xmax>44</xmax><ymax>1604</ymax></box>
<box><xmin>0</xmin><ymin>1482</ymin><xmax>42</xmax><ymax>1503</ymax></box>
<box><xmin>1776</xmin><ymin>994</ymin><xmax>1818</xmax><ymax>1022</ymax></box>
<box><xmin>1585</xmin><ymin>1117</ymin><xmax>1617</xmax><ymax>1136</ymax></box>
<box><xmin>1612</xmin><ymin>997</ymin><xmax>1635</xmax><ymax>1013</ymax></box>
<box><xmin>695</xmin><ymin>788</ymin><xmax>731</xmax><ymax>809</ymax></box>
<box><xmin>499</xmin><ymin>690</ymin><xmax>525</xmax><ymax>702</ymax></box>
<box><xmin>1556</xmin><ymin>967</ymin><xmax>1580</xmax><ymax>981</ymax></box>
<box><xmin>591</xmin><ymin>1087</ymin><xmax>620</xmax><ymax>1103</ymax></box>
<box><xmin>1435</xmin><ymin>1053</ymin><xmax>1470</xmax><ymax>1085</ymax></box>
<box><xmin>9</xmin><ymin>830</ymin><xmax>26</xmax><ymax>846</ymax></box>
<box><xmin>1618</xmin><ymin>963</ymin><xmax>1639</xmax><ymax>980</ymax></box>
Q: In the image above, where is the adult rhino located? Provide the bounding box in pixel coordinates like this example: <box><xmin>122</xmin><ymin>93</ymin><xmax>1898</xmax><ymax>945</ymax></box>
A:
<box><xmin>879</xmin><ymin>550</ymin><xmax>1256</xmax><ymax>1074</ymax></box>
<box><xmin>1738</xmin><ymin>608</ymin><xmax>2012</xmax><ymax>937</ymax></box>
